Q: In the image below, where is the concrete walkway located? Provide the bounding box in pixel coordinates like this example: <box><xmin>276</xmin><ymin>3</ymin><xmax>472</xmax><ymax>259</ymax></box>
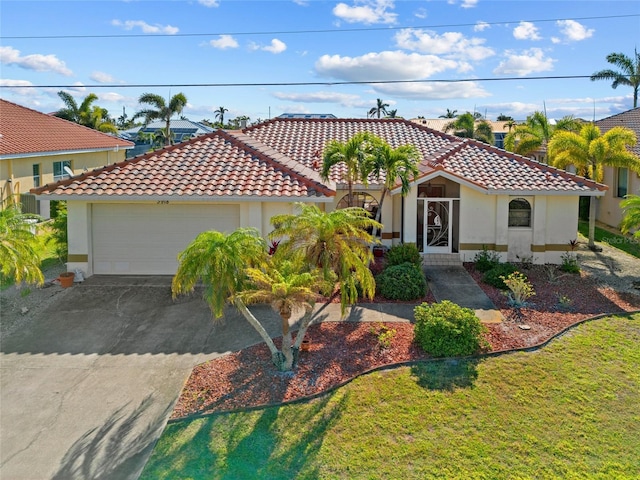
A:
<box><xmin>424</xmin><ymin>265</ymin><xmax>504</xmax><ymax>323</ymax></box>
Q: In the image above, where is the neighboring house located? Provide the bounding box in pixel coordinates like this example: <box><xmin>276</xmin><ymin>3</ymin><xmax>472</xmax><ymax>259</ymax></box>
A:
<box><xmin>278</xmin><ymin>113</ymin><xmax>337</xmax><ymax>119</ymax></box>
<box><xmin>32</xmin><ymin>117</ymin><xmax>606</xmax><ymax>277</ymax></box>
<box><xmin>0</xmin><ymin>99</ymin><xmax>134</xmax><ymax>217</ymax></box>
<box><xmin>594</xmin><ymin>108</ymin><xmax>640</xmax><ymax>230</ymax></box>
<box><xmin>410</xmin><ymin>118</ymin><xmax>512</xmax><ymax>149</ymax></box>
<box><xmin>119</xmin><ymin>119</ymin><xmax>215</xmax><ymax>158</ymax></box>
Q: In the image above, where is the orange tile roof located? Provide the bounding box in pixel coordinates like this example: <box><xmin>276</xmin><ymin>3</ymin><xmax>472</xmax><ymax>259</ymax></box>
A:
<box><xmin>595</xmin><ymin>107</ymin><xmax>640</xmax><ymax>157</ymax></box>
<box><xmin>0</xmin><ymin>99</ymin><xmax>133</xmax><ymax>156</ymax></box>
<box><xmin>32</xmin><ymin>117</ymin><xmax>606</xmax><ymax>199</ymax></box>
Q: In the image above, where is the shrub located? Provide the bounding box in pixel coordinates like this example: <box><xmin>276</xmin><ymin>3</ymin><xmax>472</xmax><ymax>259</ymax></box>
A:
<box><xmin>385</xmin><ymin>243</ymin><xmax>422</xmax><ymax>268</ymax></box>
<box><xmin>473</xmin><ymin>246</ymin><xmax>501</xmax><ymax>272</ymax></box>
<box><xmin>560</xmin><ymin>252</ymin><xmax>580</xmax><ymax>273</ymax></box>
<box><xmin>502</xmin><ymin>271</ymin><xmax>535</xmax><ymax>308</ymax></box>
<box><xmin>376</xmin><ymin>262</ymin><xmax>427</xmax><ymax>301</ymax></box>
<box><xmin>482</xmin><ymin>263</ymin><xmax>517</xmax><ymax>289</ymax></box>
<box><xmin>414</xmin><ymin>300</ymin><xmax>488</xmax><ymax>357</ymax></box>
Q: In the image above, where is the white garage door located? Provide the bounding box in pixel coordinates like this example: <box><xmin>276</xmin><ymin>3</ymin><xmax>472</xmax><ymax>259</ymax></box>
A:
<box><xmin>92</xmin><ymin>203</ymin><xmax>240</xmax><ymax>274</ymax></box>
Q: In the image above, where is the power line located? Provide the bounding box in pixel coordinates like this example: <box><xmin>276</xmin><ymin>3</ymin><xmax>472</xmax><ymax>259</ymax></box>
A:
<box><xmin>2</xmin><ymin>13</ymin><xmax>638</xmax><ymax>40</ymax></box>
<box><xmin>0</xmin><ymin>75</ymin><xmax>606</xmax><ymax>90</ymax></box>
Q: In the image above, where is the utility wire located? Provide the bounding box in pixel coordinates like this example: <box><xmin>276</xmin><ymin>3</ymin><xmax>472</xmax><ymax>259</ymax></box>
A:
<box><xmin>0</xmin><ymin>75</ymin><xmax>618</xmax><ymax>90</ymax></box>
<box><xmin>2</xmin><ymin>13</ymin><xmax>638</xmax><ymax>39</ymax></box>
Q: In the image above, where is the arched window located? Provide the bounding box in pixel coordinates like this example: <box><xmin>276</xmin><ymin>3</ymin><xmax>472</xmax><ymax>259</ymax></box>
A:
<box><xmin>508</xmin><ymin>198</ymin><xmax>532</xmax><ymax>227</ymax></box>
<box><xmin>336</xmin><ymin>192</ymin><xmax>379</xmax><ymax>217</ymax></box>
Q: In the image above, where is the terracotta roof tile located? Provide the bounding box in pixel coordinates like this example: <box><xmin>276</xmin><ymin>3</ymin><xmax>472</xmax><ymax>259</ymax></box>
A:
<box><xmin>595</xmin><ymin>107</ymin><xmax>640</xmax><ymax>157</ymax></box>
<box><xmin>0</xmin><ymin>99</ymin><xmax>133</xmax><ymax>155</ymax></box>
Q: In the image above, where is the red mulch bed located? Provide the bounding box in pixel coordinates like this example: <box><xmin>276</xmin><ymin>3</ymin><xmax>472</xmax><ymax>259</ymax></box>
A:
<box><xmin>171</xmin><ymin>264</ymin><xmax>640</xmax><ymax>420</ymax></box>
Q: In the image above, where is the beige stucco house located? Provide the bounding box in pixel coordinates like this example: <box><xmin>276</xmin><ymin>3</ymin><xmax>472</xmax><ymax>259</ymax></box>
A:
<box><xmin>594</xmin><ymin>108</ymin><xmax>640</xmax><ymax>230</ymax></box>
<box><xmin>0</xmin><ymin>99</ymin><xmax>133</xmax><ymax>217</ymax></box>
<box><xmin>32</xmin><ymin>117</ymin><xmax>606</xmax><ymax>277</ymax></box>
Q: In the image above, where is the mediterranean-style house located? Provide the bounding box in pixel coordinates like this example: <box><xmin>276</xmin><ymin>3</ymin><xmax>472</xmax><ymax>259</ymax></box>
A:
<box><xmin>31</xmin><ymin>117</ymin><xmax>606</xmax><ymax>277</ymax></box>
<box><xmin>594</xmin><ymin>108</ymin><xmax>640</xmax><ymax>230</ymax></box>
<box><xmin>0</xmin><ymin>99</ymin><xmax>133</xmax><ymax>217</ymax></box>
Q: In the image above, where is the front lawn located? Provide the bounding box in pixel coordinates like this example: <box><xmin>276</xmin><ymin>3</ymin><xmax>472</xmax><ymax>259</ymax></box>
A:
<box><xmin>141</xmin><ymin>314</ymin><xmax>640</xmax><ymax>479</ymax></box>
<box><xmin>578</xmin><ymin>220</ymin><xmax>640</xmax><ymax>259</ymax></box>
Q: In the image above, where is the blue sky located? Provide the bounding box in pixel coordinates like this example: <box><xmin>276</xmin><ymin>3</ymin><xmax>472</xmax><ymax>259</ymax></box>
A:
<box><xmin>1</xmin><ymin>0</ymin><xmax>639</xmax><ymax>124</ymax></box>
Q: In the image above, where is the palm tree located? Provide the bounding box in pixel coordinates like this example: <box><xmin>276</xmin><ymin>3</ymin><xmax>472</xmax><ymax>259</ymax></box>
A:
<box><xmin>620</xmin><ymin>194</ymin><xmax>640</xmax><ymax>239</ymax></box>
<box><xmin>369</xmin><ymin>140</ymin><xmax>420</xmax><ymax>234</ymax></box>
<box><xmin>270</xmin><ymin>203</ymin><xmax>380</xmax><ymax>314</ymax></box>
<box><xmin>591</xmin><ymin>49</ymin><xmax>640</xmax><ymax>108</ymax></box>
<box><xmin>321</xmin><ymin>131</ymin><xmax>377</xmax><ymax>207</ymax></box>
<box><xmin>444</xmin><ymin>112</ymin><xmax>495</xmax><ymax>145</ymax></box>
<box><xmin>54</xmin><ymin>91</ymin><xmax>117</xmax><ymax>133</ymax></box>
<box><xmin>368</xmin><ymin>98</ymin><xmax>389</xmax><ymax>119</ymax></box>
<box><xmin>439</xmin><ymin>109</ymin><xmax>458</xmax><ymax>119</ymax></box>
<box><xmin>133</xmin><ymin>92</ymin><xmax>188</xmax><ymax>146</ymax></box>
<box><xmin>0</xmin><ymin>204</ymin><xmax>44</xmax><ymax>286</ymax></box>
<box><xmin>504</xmin><ymin>111</ymin><xmax>553</xmax><ymax>158</ymax></box>
<box><xmin>386</xmin><ymin>109</ymin><xmax>398</xmax><ymax>118</ymax></box>
<box><xmin>548</xmin><ymin>123</ymin><xmax>640</xmax><ymax>249</ymax></box>
<box><xmin>214</xmin><ymin>106</ymin><xmax>228</xmax><ymax>127</ymax></box>
<box><xmin>238</xmin><ymin>258</ymin><xmax>321</xmax><ymax>370</ymax></box>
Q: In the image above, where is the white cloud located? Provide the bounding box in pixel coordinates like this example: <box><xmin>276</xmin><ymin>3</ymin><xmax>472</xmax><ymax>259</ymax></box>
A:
<box><xmin>315</xmin><ymin>50</ymin><xmax>459</xmax><ymax>82</ymax></box>
<box><xmin>414</xmin><ymin>8</ymin><xmax>427</xmax><ymax>19</ymax></box>
<box><xmin>90</xmin><ymin>71</ymin><xmax>125</xmax><ymax>84</ymax></box>
<box><xmin>371</xmin><ymin>81</ymin><xmax>490</xmax><ymax>100</ymax></box>
<box><xmin>333</xmin><ymin>0</ymin><xmax>397</xmax><ymax>25</ymax></box>
<box><xmin>394</xmin><ymin>29</ymin><xmax>495</xmax><ymax>62</ymax></box>
<box><xmin>555</xmin><ymin>20</ymin><xmax>594</xmax><ymax>42</ymax></box>
<box><xmin>272</xmin><ymin>91</ymin><xmax>365</xmax><ymax>107</ymax></box>
<box><xmin>249</xmin><ymin>38</ymin><xmax>287</xmax><ymax>54</ymax></box>
<box><xmin>448</xmin><ymin>0</ymin><xmax>478</xmax><ymax>8</ymax></box>
<box><xmin>474</xmin><ymin>21</ymin><xmax>490</xmax><ymax>32</ymax></box>
<box><xmin>493</xmin><ymin>48</ymin><xmax>555</xmax><ymax>76</ymax></box>
<box><xmin>208</xmin><ymin>35</ymin><xmax>239</xmax><ymax>49</ymax></box>
<box><xmin>0</xmin><ymin>46</ymin><xmax>72</xmax><ymax>76</ymax></box>
<box><xmin>111</xmin><ymin>19</ymin><xmax>179</xmax><ymax>35</ymax></box>
<box><xmin>0</xmin><ymin>79</ymin><xmax>35</xmax><ymax>95</ymax></box>
<box><xmin>198</xmin><ymin>0</ymin><xmax>219</xmax><ymax>6</ymax></box>
<box><xmin>98</xmin><ymin>92</ymin><xmax>132</xmax><ymax>104</ymax></box>
<box><xmin>513</xmin><ymin>22</ymin><xmax>541</xmax><ymax>41</ymax></box>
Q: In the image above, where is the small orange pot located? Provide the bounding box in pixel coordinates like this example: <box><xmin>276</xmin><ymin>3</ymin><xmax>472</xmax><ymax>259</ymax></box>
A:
<box><xmin>59</xmin><ymin>272</ymin><xmax>75</xmax><ymax>288</ymax></box>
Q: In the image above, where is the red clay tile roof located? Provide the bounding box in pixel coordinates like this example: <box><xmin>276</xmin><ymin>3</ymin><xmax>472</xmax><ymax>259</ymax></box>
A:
<box><xmin>0</xmin><ymin>99</ymin><xmax>133</xmax><ymax>156</ymax></box>
<box><xmin>32</xmin><ymin>117</ymin><xmax>606</xmax><ymax>199</ymax></box>
<box><xmin>595</xmin><ymin>107</ymin><xmax>640</xmax><ymax>157</ymax></box>
<box><xmin>32</xmin><ymin>130</ymin><xmax>334</xmax><ymax>199</ymax></box>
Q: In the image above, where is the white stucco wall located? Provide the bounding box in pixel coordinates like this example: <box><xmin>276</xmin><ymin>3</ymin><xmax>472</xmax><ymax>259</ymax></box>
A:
<box><xmin>597</xmin><ymin>166</ymin><xmax>640</xmax><ymax>230</ymax></box>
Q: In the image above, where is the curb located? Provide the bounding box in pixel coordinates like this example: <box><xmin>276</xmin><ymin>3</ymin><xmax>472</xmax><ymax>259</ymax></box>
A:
<box><xmin>168</xmin><ymin>310</ymin><xmax>640</xmax><ymax>424</ymax></box>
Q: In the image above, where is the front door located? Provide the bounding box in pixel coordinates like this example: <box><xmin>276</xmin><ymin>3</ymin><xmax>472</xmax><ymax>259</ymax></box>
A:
<box><xmin>421</xmin><ymin>199</ymin><xmax>452</xmax><ymax>253</ymax></box>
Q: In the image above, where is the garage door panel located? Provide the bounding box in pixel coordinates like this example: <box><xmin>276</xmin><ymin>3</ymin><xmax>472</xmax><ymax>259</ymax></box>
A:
<box><xmin>92</xmin><ymin>204</ymin><xmax>240</xmax><ymax>275</ymax></box>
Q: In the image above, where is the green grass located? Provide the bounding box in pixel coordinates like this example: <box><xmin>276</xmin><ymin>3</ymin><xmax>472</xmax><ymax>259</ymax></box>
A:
<box><xmin>578</xmin><ymin>220</ymin><xmax>640</xmax><ymax>259</ymax></box>
<box><xmin>141</xmin><ymin>314</ymin><xmax>640</xmax><ymax>480</ymax></box>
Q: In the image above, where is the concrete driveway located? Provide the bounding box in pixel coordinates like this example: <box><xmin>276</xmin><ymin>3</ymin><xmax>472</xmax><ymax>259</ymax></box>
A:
<box><xmin>0</xmin><ymin>276</ymin><xmax>287</xmax><ymax>480</ymax></box>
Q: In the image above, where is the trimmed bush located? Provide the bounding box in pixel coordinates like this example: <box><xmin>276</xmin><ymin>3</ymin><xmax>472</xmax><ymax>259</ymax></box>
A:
<box><xmin>376</xmin><ymin>262</ymin><xmax>427</xmax><ymax>301</ymax></box>
<box><xmin>482</xmin><ymin>263</ymin><xmax>517</xmax><ymax>289</ymax></box>
<box><xmin>385</xmin><ymin>243</ymin><xmax>422</xmax><ymax>268</ymax></box>
<box><xmin>473</xmin><ymin>246</ymin><xmax>501</xmax><ymax>272</ymax></box>
<box><xmin>414</xmin><ymin>300</ymin><xmax>488</xmax><ymax>357</ymax></box>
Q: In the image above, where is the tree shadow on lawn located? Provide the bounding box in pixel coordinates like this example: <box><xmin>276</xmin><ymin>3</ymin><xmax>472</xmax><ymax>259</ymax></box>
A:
<box><xmin>142</xmin><ymin>391</ymin><xmax>348</xmax><ymax>479</ymax></box>
<box><xmin>410</xmin><ymin>358</ymin><xmax>481</xmax><ymax>392</ymax></box>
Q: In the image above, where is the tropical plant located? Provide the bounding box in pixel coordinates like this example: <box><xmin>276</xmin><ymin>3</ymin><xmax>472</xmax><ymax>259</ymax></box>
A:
<box><xmin>548</xmin><ymin>123</ymin><xmax>640</xmax><ymax>249</ymax></box>
<box><xmin>47</xmin><ymin>201</ymin><xmax>68</xmax><ymax>262</ymax></box>
<box><xmin>368</xmin><ymin>139</ymin><xmax>420</xmax><ymax>232</ymax></box>
<box><xmin>376</xmin><ymin>262</ymin><xmax>427</xmax><ymax>301</ymax></box>
<box><xmin>439</xmin><ymin>109</ymin><xmax>458</xmax><ymax>119</ymax></box>
<box><xmin>620</xmin><ymin>194</ymin><xmax>640</xmax><ymax>238</ymax></box>
<box><xmin>0</xmin><ymin>203</ymin><xmax>44</xmax><ymax>286</ymax></box>
<box><xmin>385</xmin><ymin>243</ymin><xmax>422</xmax><ymax>268</ymax></box>
<box><xmin>321</xmin><ymin>131</ymin><xmax>378</xmax><ymax>207</ymax></box>
<box><xmin>214</xmin><ymin>106</ymin><xmax>228</xmax><ymax>127</ymax></box>
<box><xmin>368</xmin><ymin>98</ymin><xmax>389</xmax><ymax>119</ymax></box>
<box><xmin>503</xmin><ymin>111</ymin><xmax>553</xmax><ymax>157</ymax></box>
<box><xmin>591</xmin><ymin>48</ymin><xmax>640</xmax><ymax>108</ymax></box>
<box><xmin>496</xmin><ymin>114</ymin><xmax>514</xmax><ymax>121</ymax></box>
<box><xmin>269</xmin><ymin>203</ymin><xmax>381</xmax><ymax>314</ymax></box>
<box><xmin>444</xmin><ymin>112</ymin><xmax>495</xmax><ymax>145</ymax></box>
<box><xmin>133</xmin><ymin>92</ymin><xmax>188</xmax><ymax>146</ymax></box>
<box><xmin>53</xmin><ymin>91</ymin><xmax>117</xmax><ymax>134</ymax></box>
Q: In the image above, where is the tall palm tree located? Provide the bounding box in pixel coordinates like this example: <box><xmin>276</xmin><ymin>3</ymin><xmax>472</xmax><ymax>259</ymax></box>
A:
<box><xmin>214</xmin><ymin>106</ymin><xmax>228</xmax><ymax>127</ymax></box>
<box><xmin>54</xmin><ymin>91</ymin><xmax>117</xmax><ymax>133</ymax></box>
<box><xmin>368</xmin><ymin>98</ymin><xmax>389</xmax><ymax>119</ymax></box>
<box><xmin>270</xmin><ymin>203</ymin><xmax>380</xmax><ymax>314</ymax></box>
<box><xmin>133</xmin><ymin>92</ymin><xmax>188</xmax><ymax>146</ymax></box>
<box><xmin>444</xmin><ymin>112</ymin><xmax>495</xmax><ymax>145</ymax></box>
<box><xmin>439</xmin><ymin>109</ymin><xmax>458</xmax><ymax>119</ymax></box>
<box><xmin>504</xmin><ymin>111</ymin><xmax>553</xmax><ymax>158</ymax></box>
<box><xmin>620</xmin><ymin>194</ymin><xmax>640</xmax><ymax>239</ymax></box>
<box><xmin>549</xmin><ymin>123</ymin><xmax>639</xmax><ymax>249</ymax></box>
<box><xmin>321</xmin><ymin>131</ymin><xmax>377</xmax><ymax>207</ymax></box>
<box><xmin>0</xmin><ymin>204</ymin><xmax>44</xmax><ymax>286</ymax></box>
<box><xmin>369</xmin><ymin>140</ymin><xmax>420</xmax><ymax>234</ymax></box>
<box><xmin>591</xmin><ymin>49</ymin><xmax>640</xmax><ymax>108</ymax></box>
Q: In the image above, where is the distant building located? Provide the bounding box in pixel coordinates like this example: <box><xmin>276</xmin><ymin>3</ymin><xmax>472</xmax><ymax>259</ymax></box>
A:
<box><xmin>119</xmin><ymin>120</ymin><xmax>215</xmax><ymax>158</ymax></box>
<box><xmin>277</xmin><ymin>113</ymin><xmax>338</xmax><ymax>119</ymax></box>
<box><xmin>410</xmin><ymin>118</ymin><xmax>513</xmax><ymax>149</ymax></box>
